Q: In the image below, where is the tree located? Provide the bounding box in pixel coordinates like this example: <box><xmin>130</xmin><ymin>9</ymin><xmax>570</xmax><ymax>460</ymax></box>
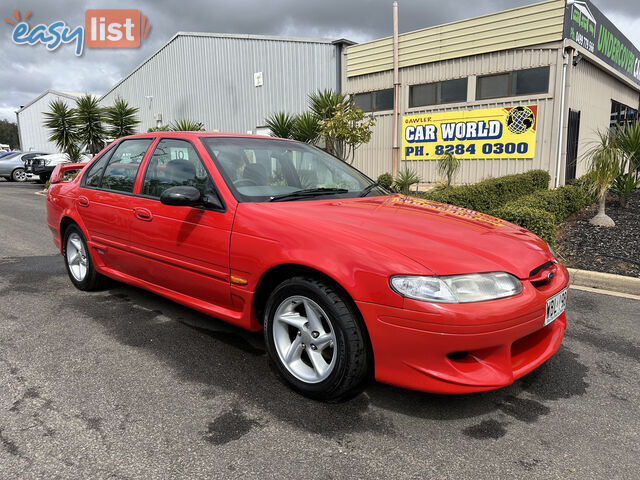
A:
<box><xmin>318</xmin><ymin>101</ymin><xmax>376</xmax><ymax>163</ymax></box>
<box><xmin>586</xmin><ymin>130</ymin><xmax>621</xmax><ymax>227</ymax></box>
<box><xmin>104</xmin><ymin>97</ymin><xmax>140</xmax><ymax>138</ymax></box>
<box><xmin>292</xmin><ymin>112</ymin><xmax>320</xmax><ymax>143</ymax></box>
<box><xmin>309</xmin><ymin>89</ymin><xmax>348</xmax><ymax>120</ymax></box>
<box><xmin>147</xmin><ymin>125</ymin><xmax>170</xmax><ymax>132</ymax></box>
<box><xmin>43</xmin><ymin>99</ymin><xmax>79</xmax><ymax>158</ymax></box>
<box><xmin>265</xmin><ymin>112</ymin><xmax>296</xmax><ymax>139</ymax></box>
<box><xmin>169</xmin><ymin>119</ymin><xmax>205</xmax><ymax>131</ymax></box>
<box><xmin>393</xmin><ymin>168</ymin><xmax>420</xmax><ymax>195</ymax></box>
<box><xmin>437</xmin><ymin>152</ymin><xmax>461</xmax><ymax>188</ymax></box>
<box><xmin>616</xmin><ymin>121</ymin><xmax>640</xmax><ymax>176</ymax></box>
<box><xmin>611</xmin><ymin>121</ymin><xmax>640</xmax><ymax>208</ymax></box>
<box><xmin>0</xmin><ymin>119</ymin><xmax>20</xmax><ymax>150</ymax></box>
<box><xmin>75</xmin><ymin>94</ymin><xmax>106</xmax><ymax>154</ymax></box>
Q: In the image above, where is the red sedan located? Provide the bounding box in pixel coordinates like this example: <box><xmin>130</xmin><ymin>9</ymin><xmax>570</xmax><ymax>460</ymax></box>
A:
<box><xmin>46</xmin><ymin>132</ymin><xmax>568</xmax><ymax>401</ymax></box>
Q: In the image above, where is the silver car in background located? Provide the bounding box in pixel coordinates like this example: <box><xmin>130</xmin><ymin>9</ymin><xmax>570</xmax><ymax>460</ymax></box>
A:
<box><xmin>0</xmin><ymin>151</ymin><xmax>50</xmax><ymax>182</ymax></box>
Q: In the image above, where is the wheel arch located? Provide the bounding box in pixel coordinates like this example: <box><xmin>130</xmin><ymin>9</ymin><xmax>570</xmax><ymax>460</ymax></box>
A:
<box><xmin>60</xmin><ymin>216</ymin><xmax>79</xmax><ymax>241</ymax></box>
<box><xmin>253</xmin><ymin>263</ymin><xmax>375</xmax><ymax>376</ymax></box>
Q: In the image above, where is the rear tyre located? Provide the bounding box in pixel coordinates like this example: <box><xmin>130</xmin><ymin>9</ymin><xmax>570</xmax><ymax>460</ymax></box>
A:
<box><xmin>263</xmin><ymin>276</ymin><xmax>370</xmax><ymax>402</ymax></box>
<box><xmin>63</xmin><ymin>225</ymin><xmax>105</xmax><ymax>291</ymax></box>
<box><xmin>11</xmin><ymin>168</ymin><xmax>27</xmax><ymax>182</ymax></box>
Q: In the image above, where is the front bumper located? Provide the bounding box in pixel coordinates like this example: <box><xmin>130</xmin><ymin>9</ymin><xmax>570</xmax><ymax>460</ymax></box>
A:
<box><xmin>357</xmin><ymin>263</ymin><xmax>569</xmax><ymax>394</ymax></box>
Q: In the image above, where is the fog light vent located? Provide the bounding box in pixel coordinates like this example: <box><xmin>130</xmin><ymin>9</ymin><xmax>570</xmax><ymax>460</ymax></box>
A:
<box><xmin>446</xmin><ymin>351</ymin><xmax>468</xmax><ymax>360</ymax></box>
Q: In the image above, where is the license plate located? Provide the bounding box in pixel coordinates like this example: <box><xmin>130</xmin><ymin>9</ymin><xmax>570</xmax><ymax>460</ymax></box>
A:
<box><xmin>545</xmin><ymin>288</ymin><xmax>567</xmax><ymax>326</ymax></box>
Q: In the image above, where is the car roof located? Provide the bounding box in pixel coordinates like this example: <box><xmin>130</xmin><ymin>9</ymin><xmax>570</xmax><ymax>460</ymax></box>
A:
<box><xmin>116</xmin><ymin>131</ymin><xmax>290</xmax><ymax>142</ymax></box>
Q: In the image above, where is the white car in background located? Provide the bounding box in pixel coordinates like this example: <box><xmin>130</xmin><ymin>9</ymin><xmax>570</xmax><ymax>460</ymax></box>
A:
<box><xmin>25</xmin><ymin>153</ymin><xmax>92</xmax><ymax>183</ymax></box>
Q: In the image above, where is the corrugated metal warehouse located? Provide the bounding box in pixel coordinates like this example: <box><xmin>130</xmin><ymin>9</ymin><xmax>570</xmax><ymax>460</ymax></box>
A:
<box><xmin>16</xmin><ymin>90</ymin><xmax>84</xmax><ymax>153</ymax></box>
<box><xmin>100</xmin><ymin>33</ymin><xmax>350</xmax><ymax>134</ymax></box>
<box><xmin>343</xmin><ymin>0</ymin><xmax>640</xmax><ymax>186</ymax></box>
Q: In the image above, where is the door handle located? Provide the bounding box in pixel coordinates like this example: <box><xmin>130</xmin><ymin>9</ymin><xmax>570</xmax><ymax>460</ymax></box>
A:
<box><xmin>134</xmin><ymin>207</ymin><xmax>153</xmax><ymax>222</ymax></box>
<box><xmin>78</xmin><ymin>196</ymin><xmax>89</xmax><ymax>207</ymax></box>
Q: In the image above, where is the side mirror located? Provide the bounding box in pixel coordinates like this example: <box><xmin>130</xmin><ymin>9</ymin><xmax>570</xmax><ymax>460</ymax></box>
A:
<box><xmin>160</xmin><ymin>186</ymin><xmax>202</xmax><ymax>206</ymax></box>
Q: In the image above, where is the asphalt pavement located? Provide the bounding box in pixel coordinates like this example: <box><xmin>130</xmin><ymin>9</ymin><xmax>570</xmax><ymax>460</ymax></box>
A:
<box><xmin>0</xmin><ymin>179</ymin><xmax>639</xmax><ymax>479</ymax></box>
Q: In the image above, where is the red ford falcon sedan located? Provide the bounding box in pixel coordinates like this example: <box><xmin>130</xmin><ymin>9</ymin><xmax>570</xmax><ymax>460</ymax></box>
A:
<box><xmin>46</xmin><ymin>132</ymin><xmax>568</xmax><ymax>401</ymax></box>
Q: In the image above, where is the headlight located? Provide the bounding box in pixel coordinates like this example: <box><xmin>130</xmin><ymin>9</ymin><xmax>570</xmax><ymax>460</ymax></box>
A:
<box><xmin>546</xmin><ymin>242</ymin><xmax>557</xmax><ymax>259</ymax></box>
<box><xmin>390</xmin><ymin>272</ymin><xmax>522</xmax><ymax>303</ymax></box>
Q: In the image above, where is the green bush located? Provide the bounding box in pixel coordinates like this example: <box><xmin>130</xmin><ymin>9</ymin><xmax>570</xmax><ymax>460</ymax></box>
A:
<box><xmin>492</xmin><ymin>205</ymin><xmax>557</xmax><ymax>245</ymax></box>
<box><xmin>417</xmin><ymin>169</ymin><xmax>550</xmax><ymax>212</ymax></box>
<box><xmin>377</xmin><ymin>172</ymin><xmax>394</xmax><ymax>190</ymax></box>
<box><xmin>491</xmin><ymin>181</ymin><xmax>594</xmax><ymax>244</ymax></box>
<box><xmin>498</xmin><ymin>184</ymin><xmax>592</xmax><ymax>223</ymax></box>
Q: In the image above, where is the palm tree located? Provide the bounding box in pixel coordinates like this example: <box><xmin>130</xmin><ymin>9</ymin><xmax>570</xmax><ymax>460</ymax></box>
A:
<box><xmin>437</xmin><ymin>152</ymin><xmax>461</xmax><ymax>188</ymax></box>
<box><xmin>292</xmin><ymin>112</ymin><xmax>320</xmax><ymax>143</ymax></box>
<box><xmin>43</xmin><ymin>99</ymin><xmax>79</xmax><ymax>157</ymax></box>
<box><xmin>75</xmin><ymin>94</ymin><xmax>106</xmax><ymax>154</ymax></box>
<box><xmin>169</xmin><ymin>119</ymin><xmax>205</xmax><ymax>131</ymax></box>
<box><xmin>616</xmin><ymin>120</ymin><xmax>640</xmax><ymax>176</ymax></box>
<box><xmin>265</xmin><ymin>112</ymin><xmax>296</xmax><ymax>139</ymax></box>
<box><xmin>105</xmin><ymin>97</ymin><xmax>140</xmax><ymax>138</ymax></box>
<box><xmin>587</xmin><ymin>130</ymin><xmax>621</xmax><ymax>227</ymax></box>
<box><xmin>394</xmin><ymin>168</ymin><xmax>421</xmax><ymax>195</ymax></box>
<box><xmin>309</xmin><ymin>89</ymin><xmax>349</xmax><ymax>119</ymax></box>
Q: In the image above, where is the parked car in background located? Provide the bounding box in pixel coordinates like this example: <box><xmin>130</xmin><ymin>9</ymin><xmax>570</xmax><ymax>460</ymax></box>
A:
<box><xmin>0</xmin><ymin>151</ymin><xmax>20</xmax><ymax>159</ymax></box>
<box><xmin>26</xmin><ymin>153</ymin><xmax>92</xmax><ymax>183</ymax></box>
<box><xmin>0</xmin><ymin>151</ymin><xmax>50</xmax><ymax>182</ymax></box>
<box><xmin>46</xmin><ymin>132</ymin><xmax>568</xmax><ymax>401</ymax></box>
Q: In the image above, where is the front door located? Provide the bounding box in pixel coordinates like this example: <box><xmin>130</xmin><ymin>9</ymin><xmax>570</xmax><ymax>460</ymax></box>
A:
<box><xmin>77</xmin><ymin>138</ymin><xmax>153</xmax><ymax>274</ymax></box>
<box><xmin>129</xmin><ymin>137</ymin><xmax>234</xmax><ymax>309</ymax></box>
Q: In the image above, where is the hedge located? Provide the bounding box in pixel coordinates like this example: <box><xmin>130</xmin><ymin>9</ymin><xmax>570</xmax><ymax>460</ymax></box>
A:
<box><xmin>418</xmin><ymin>169</ymin><xmax>550</xmax><ymax>212</ymax></box>
<box><xmin>497</xmin><ymin>184</ymin><xmax>593</xmax><ymax>223</ymax></box>
<box><xmin>490</xmin><ymin>205</ymin><xmax>557</xmax><ymax>244</ymax></box>
<box><xmin>491</xmin><ymin>183</ymin><xmax>594</xmax><ymax>244</ymax></box>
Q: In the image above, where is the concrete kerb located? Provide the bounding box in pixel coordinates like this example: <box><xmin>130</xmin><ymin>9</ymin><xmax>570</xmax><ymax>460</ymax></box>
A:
<box><xmin>568</xmin><ymin>268</ymin><xmax>640</xmax><ymax>296</ymax></box>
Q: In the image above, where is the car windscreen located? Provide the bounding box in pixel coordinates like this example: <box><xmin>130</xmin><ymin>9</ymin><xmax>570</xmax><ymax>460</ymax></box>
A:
<box><xmin>201</xmin><ymin>137</ymin><xmax>383</xmax><ymax>202</ymax></box>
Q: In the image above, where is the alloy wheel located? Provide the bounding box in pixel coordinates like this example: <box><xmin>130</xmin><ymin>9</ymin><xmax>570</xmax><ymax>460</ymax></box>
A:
<box><xmin>272</xmin><ymin>295</ymin><xmax>337</xmax><ymax>383</ymax></box>
<box><xmin>66</xmin><ymin>232</ymin><xmax>89</xmax><ymax>282</ymax></box>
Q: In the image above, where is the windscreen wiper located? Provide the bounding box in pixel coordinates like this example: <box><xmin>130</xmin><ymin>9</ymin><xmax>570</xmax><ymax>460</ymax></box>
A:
<box><xmin>358</xmin><ymin>182</ymin><xmax>381</xmax><ymax>197</ymax></box>
<box><xmin>269</xmin><ymin>188</ymin><xmax>348</xmax><ymax>202</ymax></box>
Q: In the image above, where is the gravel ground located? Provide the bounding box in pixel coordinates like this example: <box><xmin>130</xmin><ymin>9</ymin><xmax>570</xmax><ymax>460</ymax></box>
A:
<box><xmin>556</xmin><ymin>192</ymin><xmax>640</xmax><ymax>278</ymax></box>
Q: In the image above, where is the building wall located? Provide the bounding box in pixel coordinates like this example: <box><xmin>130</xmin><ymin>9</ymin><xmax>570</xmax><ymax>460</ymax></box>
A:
<box><xmin>100</xmin><ymin>34</ymin><xmax>341</xmax><ymax>134</ymax></box>
<box><xmin>16</xmin><ymin>91</ymin><xmax>78</xmax><ymax>153</ymax></box>
<box><xmin>566</xmin><ymin>57</ymin><xmax>640</xmax><ymax>179</ymax></box>
<box><xmin>346</xmin><ymin>0</ymin><xmax>565</xmax><ymax>77</ymax></box>
<box><xmin>344</xmin><ymin>44</ymin><xmax>564</xmax><ymax>184</ymax></box>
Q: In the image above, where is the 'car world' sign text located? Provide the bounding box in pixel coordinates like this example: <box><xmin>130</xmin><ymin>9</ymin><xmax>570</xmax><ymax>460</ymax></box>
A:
<box><xmin>402</xmin><ymin>105</ymin><xmax>538</xmax><ymax>161</ymax></box>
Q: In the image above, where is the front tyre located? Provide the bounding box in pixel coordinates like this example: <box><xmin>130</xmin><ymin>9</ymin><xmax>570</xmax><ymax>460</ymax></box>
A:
<box><xmin>264</xmin><ymin>276</ymin><xmax>370</xmax><ymax>402</ymax></box>
<box><xmin>12</xmin><ymin>168</ymin><xmax>27</xmax><ymax>182</ymax></box>
<box><xmin>63</xmin><ymin>225</ymin><xmax>105</xmax><ymax>291</ymax></box>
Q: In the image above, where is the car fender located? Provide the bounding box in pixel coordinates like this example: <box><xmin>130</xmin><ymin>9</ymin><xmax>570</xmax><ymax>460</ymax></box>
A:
<box><xmin>230</xmin><ymin>203</ymin><xmax>431</xmax><ymax>309</ymax></box>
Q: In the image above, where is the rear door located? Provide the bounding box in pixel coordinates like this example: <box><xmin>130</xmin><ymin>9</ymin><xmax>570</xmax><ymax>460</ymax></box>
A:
<box><xmin>77</xmin><ymin>138</ymin><xmax>154</xmax><ymax>274</ymax></box>
<box><xmin>128</xmin><ymin>137</ymin><xmax>234</xmax><ymax>308</ymax></box>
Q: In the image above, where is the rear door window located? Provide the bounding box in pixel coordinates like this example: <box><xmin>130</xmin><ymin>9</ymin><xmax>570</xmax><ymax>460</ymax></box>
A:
<box><xmin>99</xmin><ymin>139</ymin><xmax>153</xmax><ymax>193</ymax></box>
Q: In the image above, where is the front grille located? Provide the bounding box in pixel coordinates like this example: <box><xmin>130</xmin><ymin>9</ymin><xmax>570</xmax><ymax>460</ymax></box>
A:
<box><xmin>528</xmin><ymin>261</ymin><xmax>557</xmax><ymax>288</ymax></box>
<box><xmin>529</xmin><ymin>261</ymin><xmax>553</xmax><ymax>278</ymax></box>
